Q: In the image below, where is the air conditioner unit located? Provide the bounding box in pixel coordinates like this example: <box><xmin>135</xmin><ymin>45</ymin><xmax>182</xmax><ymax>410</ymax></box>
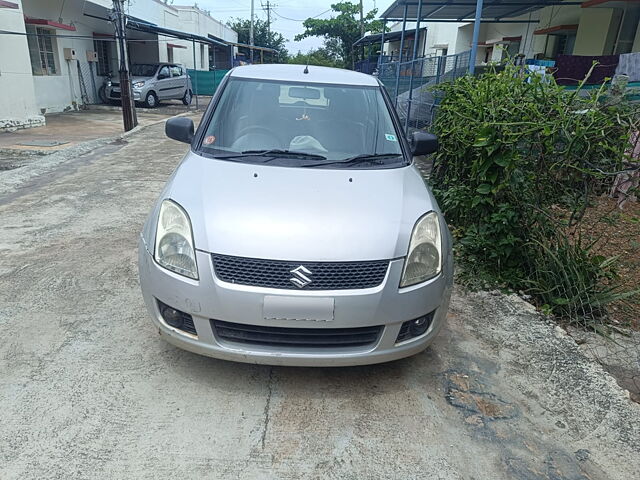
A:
<box><xmin>86</xmin><ymin>50</ymin><xmax>98</xmax><ymax>62</ymax></box>
<box><xmin>63</xmin><ymin>48</ymin><xmax>77</xmax><ymax>60</ymax></box>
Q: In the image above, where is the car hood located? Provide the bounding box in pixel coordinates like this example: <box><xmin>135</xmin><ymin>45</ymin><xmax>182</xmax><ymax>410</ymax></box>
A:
<box><xmin>165</xmin><ymin>152</ymin><xmax>438</xmax><ymax>262</ymax></box>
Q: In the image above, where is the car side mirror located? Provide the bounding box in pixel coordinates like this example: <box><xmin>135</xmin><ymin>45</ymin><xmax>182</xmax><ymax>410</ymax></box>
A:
<box><xmin>409</xmin><ymin>131</ymin><xmax>438</xmax><ymax>156</ymax></box>
<box><xmin>158</xmin><ymin>72</ymin><xmax>169</xmax><ymax>80</ymax></box>
<box><xmin>165</xmin><ymin>117</ymin><xmax>194</xmax><ymax>144</ymax></box>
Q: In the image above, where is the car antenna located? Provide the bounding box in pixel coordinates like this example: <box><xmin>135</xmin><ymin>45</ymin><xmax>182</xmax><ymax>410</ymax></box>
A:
<box><xmin>303</xmin><ymin>63</ymin><xmax>309</xmax><ymax>74</ymax></box>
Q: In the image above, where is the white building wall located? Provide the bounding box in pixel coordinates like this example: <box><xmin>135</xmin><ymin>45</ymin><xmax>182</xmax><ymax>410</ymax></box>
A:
<box><xmin>0</xmin><ymin>0</ymin><xmax>238</xmax><ymax>125</ymax></box>
<box><xmin>21</xmin><ymin>0</ymin><xmax>118</xmax><ymax>113</ymax></box>
<box><xmin>0</xmin><ymin>0</ymin><xmax>43</xmax><ymax>131</ymax></box>
<box><xmin>423</xmin><ymin>23</ymin><xmax>466</xmax><ymax>56</ymax></box>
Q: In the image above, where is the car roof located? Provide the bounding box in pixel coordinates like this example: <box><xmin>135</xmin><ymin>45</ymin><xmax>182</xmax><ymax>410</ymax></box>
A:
<box><xmin>229</xmin><ymin>64</ymin><xmax>379</xmax><ymax>87</ymax></box>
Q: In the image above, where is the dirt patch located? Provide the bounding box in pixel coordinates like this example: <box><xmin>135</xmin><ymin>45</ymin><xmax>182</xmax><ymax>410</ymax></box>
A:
<box><xmin>445</xmin><ymin>371</ymin><xmax>518</xmax><ymax>421</ymax></box>
<box><xmin>574</xmin><ymin>195</ymin><xmax>640</xmax><ymax>329</ymax></box>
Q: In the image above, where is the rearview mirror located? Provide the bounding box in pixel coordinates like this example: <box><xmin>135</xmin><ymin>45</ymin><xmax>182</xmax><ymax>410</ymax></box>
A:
<box><xmin>409</xmin><ymin>131</ymin><xmax>438</xmax><ymax>156</ymax></box>
<box><xmin>289</xmin><ymin>86</ymin><xmax>321</xmax><ymax>100</ymax></box>
<box><xmin>165</xmin><ymin>117</ymin><xmax>194</xmax><ymax>144</ymax></box>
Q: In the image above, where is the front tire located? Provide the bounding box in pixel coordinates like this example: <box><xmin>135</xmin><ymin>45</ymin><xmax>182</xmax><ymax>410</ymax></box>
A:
<box><xmin>98</xmin><ymin>85</ymin><xmax>108</xmax><ymax>104</ymax></box>
<box><xmin>144</xmin><ymin>91</ymin><xmax>158</xmax><ymax>108</ymax></box>
<box><xmin>182</xmin><ymin>89</ymin><xmax>192</xmax><ymax>106</ymax></box>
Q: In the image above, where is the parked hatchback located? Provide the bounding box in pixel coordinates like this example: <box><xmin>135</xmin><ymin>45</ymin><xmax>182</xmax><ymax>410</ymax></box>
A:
<box><xmin>138</xmin><ymin>64</ymin><xmax>453</xmax><ymax>366</ymax></box>
<box><xmin>105</xmin><ymin>63</ymin><xmax>192</xmax><ymax>108</ymax></box>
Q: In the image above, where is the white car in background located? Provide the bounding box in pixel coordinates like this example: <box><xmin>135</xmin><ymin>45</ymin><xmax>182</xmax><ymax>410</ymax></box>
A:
<box><xmin>104</xmin><ymin>63</ymin><xmax>192</xmax><ymax>108</ymax></box>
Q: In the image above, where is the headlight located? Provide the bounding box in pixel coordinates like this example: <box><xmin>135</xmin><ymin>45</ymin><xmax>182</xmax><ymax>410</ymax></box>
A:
<box><xmin>154</xmin><ymin>200</ymin><xmax>198</xmax><ymax>279</ymax></box>
<box><xmin>400</xmin><ymin>211</ymin><xmax>442</xmax><ymax>287</ymax></box>
<box><xmin>106</xmin><ymin>80</ymin><xmax>112</xmax><ymax>87</ymax></box>
<box><xmin>133</xmin><ymin>81</ymin><xmax>145</xmax><ymax>88</ymax></box>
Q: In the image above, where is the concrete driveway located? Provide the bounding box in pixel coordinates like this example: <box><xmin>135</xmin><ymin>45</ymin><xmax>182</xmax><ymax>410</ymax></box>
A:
<box><xmin>1</xmin><ymin>121</ymin><xmax>639</xmax><ymax>479</ymax></box>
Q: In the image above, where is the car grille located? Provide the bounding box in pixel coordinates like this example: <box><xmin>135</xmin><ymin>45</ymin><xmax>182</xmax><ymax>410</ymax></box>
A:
<box><xmin>110</xmin><ymin>90</ymin><xmax>121</xmax><ymax>98</ymax></box>
<box><xmin>212</xmin><ymin>320</ymin><xmax>382</xmax><ymax>348</ymax></box>
<box><xmin>211</xmin><ymin>254</ymin><xmax>389</xmax><ymax>290</ymax></box>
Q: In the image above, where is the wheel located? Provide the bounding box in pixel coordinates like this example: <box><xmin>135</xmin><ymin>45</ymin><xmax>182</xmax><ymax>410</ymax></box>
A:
<box><xmin>98</xmin><ymin>85</ymin><xmax>108</xmax><ymax>104</ymax></box>
<box><xmin>144</xmin><ymin>91</ymin><xmax>158</xmax><ymax>108</ymax></box>
<box><xmin>182</xmin><ymin>89</ymin><xmax>192</xmax><ymax>106</ymax></box>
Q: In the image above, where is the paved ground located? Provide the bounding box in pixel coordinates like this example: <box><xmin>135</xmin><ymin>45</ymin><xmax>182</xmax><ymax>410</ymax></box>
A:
<box><xmin>1</xmin><ymin>121</ymin><xmax>639</xmax><ymax>479</ymax></box>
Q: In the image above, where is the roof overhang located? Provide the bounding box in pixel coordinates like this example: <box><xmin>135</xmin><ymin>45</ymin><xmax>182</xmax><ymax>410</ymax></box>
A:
<box><xmin>381</xmin><ymin>0</ymin><xmax>582</xmax><ymax>22</ymax></box>
<box><xmin>353</xmin><ymin>27</ymin><xmax>427</xmax><ymax>47</ymax></box>
<box><xmin>126</xmin><ymin>18</ymin><xmax>228</xmax><ymax>47</ymax></box>
<box><xmin>533</xmin><ymin>24</ymin><xmax>579</xmax><ymax>35</ymax></box>
<box><xmin>24</xmin><ymin>16</ymin><xmax>76</xmax><ymax>31</ymax></box>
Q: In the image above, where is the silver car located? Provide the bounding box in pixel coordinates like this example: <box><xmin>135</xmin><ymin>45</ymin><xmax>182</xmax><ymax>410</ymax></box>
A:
<box><xmin>105</xmin><ymin>63</ymin><xmax>192</xmax><ymax>108</ymax></box>
<box><xmin>138</xmin><ymin>64</ymin><xmax>453</xmax><ymax>366</ymax></box>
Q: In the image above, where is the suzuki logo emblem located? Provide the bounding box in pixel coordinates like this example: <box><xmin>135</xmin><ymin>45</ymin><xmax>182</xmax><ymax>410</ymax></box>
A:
<box><xmin>289</xmin><ymin>265</ymin><xmax>313</xmax><ymax>288</ymax></box>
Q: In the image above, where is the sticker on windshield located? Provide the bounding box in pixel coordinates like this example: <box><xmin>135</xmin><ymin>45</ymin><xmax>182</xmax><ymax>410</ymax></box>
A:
<box><xmin>385</xmin><ymin>133</ymin><xmax>397</xmax><ymax>142</ymax></box>
<box><xmin>204</xmin><ymin>135</ymin><xmax>216</xmax><ymax>145</ymax></box>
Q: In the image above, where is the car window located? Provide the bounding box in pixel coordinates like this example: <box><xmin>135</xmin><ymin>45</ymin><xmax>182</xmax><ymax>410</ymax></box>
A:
<box><xmin>170</xmin><ymin>65</ymin><xmax>182</xmax><ymax>77</ymax></box>
<box><xmin>199</xmin><ymin>78</ymin><xmax>403</xmax><ymax>167</ymax></box>
<box><xmin>158</xmin><ymin>66</ymin><xmax>170</xmax><ymax>78</ymax></box>
<box><xmin>130</xmin><ymin>64</ymin><xmax>158</xmax><ymax>76</ymax></box>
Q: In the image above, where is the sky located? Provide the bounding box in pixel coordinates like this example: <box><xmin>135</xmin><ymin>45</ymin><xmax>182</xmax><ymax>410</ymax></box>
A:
<box><xmin>195</xmin><ymin>0</ymin><xmax>385</xmax><ymax>53</ymax></box>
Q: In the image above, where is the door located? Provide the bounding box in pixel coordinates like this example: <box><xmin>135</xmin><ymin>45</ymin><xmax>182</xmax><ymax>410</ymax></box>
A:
<box><xmin>169</xmin><ymin>65</ymin><xmax>187</xmax><ymax>99</ymax></box>
<box><xmin>156</xmin><ymin>65</ymin><xmax>173</xmax><ymax>99</ymax></box>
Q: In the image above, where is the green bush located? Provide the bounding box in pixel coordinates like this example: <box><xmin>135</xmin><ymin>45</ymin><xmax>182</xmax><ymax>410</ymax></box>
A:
<box><xmin>429</xmin><ymin>63</ymin><xmax>639</xmax><ymax>323</ymax></box>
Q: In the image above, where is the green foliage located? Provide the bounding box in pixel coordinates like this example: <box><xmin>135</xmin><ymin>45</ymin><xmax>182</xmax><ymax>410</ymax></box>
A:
<box><xmin>288</xmin><ymin>48</ymin><xmax>343</xmax><ymax>69</ymax></box>
<box><xmin>430</xmin><ymin>63</ymin><xmax>640</xmax><ymax>323</ymax></box>
<box><xmin>226</xmin><ymin>17</ymin><xmax>289</xmax><ymax>62</ymax></box>
<box><xmin>294</xmin><ymin>2</ymin><xmax>382</xmax><ymax>68</ymax></box>
<box><xmin>525</xmin><ymin>237</ymin><xmax>639</xmax><ymax>324</ymax></box>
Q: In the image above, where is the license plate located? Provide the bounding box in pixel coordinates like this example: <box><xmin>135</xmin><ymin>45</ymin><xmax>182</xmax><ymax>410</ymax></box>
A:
<box><xmin>263</xmin><ymin>296</ymin><xmax>334</xmax><ymax>322</ymax></box>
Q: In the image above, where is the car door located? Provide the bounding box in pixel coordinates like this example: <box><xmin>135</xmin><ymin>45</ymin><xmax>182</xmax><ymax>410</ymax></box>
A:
<box><xmin>169</xmin><ymin>65</ymin><xmax>187</xmax><ymax>99</ymax></box>
<box><xmin>156</xmin><ymin>65</ymin><xmax>172</xmax><ymax>99</ymax></box>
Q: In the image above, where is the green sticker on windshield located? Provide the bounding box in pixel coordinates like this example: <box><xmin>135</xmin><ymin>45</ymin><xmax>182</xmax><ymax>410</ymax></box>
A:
<box><xmin>385</xmin><ymin>134</ymin><xmax>397</xmax><ymax>142</ymax></box>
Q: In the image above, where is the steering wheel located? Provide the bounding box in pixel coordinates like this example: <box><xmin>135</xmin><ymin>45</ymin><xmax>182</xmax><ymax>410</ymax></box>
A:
<box><xmin>236</xmin><ymin>125</ymin><xmax>278</xmax><ymax>140</ymax></box>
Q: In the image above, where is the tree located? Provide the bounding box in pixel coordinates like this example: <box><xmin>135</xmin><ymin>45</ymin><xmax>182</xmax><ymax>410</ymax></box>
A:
<box><xmin>226</xmin><ymin>17</ymin><xmax>289</xmax><ymax>62</ymax></box>
<box><xmin>294</xmin><ymin>2</ymin><xmax>383</xmax><ymax>69</ymax></box>
<box><xmin>288</xmin><ymin>48</ymin><xmax>343</xmax><ymax>69</ymax></box>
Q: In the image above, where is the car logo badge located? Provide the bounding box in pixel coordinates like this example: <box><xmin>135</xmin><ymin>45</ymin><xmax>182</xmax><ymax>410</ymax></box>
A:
<box><xmin>289</xmin><ymin>265</ymin><xmax>312</xmax><ymax>288</ymax></box>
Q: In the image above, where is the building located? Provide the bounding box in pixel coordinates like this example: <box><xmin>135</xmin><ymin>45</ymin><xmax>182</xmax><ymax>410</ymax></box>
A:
<box><xmin>0</xmin><ymin>0</ymin><xmax>238</xmax><ymax>131</ymax></box>
<box><xmin>382</xmin><ymin>0</ymin><xmax>640</xmax><ymax>65</ymax></box>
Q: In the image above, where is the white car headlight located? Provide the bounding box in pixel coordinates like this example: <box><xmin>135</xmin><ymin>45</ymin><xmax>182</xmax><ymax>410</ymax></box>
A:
<box><xmin>400</xmin><ymin>211</ymin><xmax>442</xmax><ymax>287</ymax></box>
<box><xmin>133</xmin><ymin>81</ymin><xmax>145</xmax><ymax>88</ymax></box>
<box><xmin>154</xmin><ymin>200</ymin><xmax>198</xmax><ymax>279</ymax></box>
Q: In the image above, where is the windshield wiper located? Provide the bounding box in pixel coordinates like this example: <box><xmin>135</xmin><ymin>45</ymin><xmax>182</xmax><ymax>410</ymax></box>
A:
<box><xmin>300</xmin><ymin>153</ymin><xmax>404</xmax><ymax>168</ymax></box>
<box><xmin>214</xmin><ymin>149</ymin><xmax>327</xmax><ymax>161</ymax></box>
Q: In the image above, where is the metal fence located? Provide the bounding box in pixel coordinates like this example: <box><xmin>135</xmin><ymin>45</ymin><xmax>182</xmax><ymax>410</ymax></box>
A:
<box><xmin>378</xmin><ymin>50</ymin><xmax>471</xmax><ymax>132</ymax></box>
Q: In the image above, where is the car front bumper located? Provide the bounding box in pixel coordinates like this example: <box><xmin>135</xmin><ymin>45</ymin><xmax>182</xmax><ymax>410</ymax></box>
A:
<box><xmin>138</xmin><ymin>237</ymin><xmax>453</xmax><ymax>366</ymax></box>
<box><xmin>106</xmin><ymin>86</ymin><xmax>144</xmax><ymax>101</ymax></box>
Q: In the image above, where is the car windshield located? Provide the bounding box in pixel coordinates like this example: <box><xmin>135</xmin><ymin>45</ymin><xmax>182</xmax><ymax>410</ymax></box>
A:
<box><xmin>198</xmin><ymin>78</ymin><xmax>405</xmax><ymax>168</ymax></box>
<box><xmin>130</xmin><ymin>64</ymin><xmax>159</xmax><ymax>77</ymax></box>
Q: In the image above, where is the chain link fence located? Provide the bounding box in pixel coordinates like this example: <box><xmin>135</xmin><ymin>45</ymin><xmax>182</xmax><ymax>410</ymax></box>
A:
<box><xmin>378</xmin><ymin>51</ymin><xmax>471</xmax><ymax>133</ymax></box>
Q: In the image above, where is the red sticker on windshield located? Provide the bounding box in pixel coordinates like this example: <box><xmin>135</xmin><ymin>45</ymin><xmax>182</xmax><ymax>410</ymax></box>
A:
<box><xmin>204</xmin><ymin>135</ymin><xmax>216</xmax><ymax>145</ymax></box>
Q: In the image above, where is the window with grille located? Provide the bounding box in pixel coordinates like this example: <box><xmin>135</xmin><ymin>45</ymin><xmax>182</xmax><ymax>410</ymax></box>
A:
<box><xmin>26</xmin><ymin>26</ymin><xmax>57</xmax><ymax>75</ymax></box>
<box><xmin>94</xmin><ymin>40</ymin><xmax>111</xmax><ymax>76</ymax></box>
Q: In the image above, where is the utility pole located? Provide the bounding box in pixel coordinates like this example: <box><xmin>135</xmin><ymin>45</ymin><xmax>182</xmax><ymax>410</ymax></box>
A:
<box><xmin>359</xmin><ymin>0</ymin><xmax>364</xmax><ymax>62</ymax></box>
<box><xmin>111</xmin><ymin>0</ymin><xmax>137</xmax><ymax>131</ymax></box>
<box><xmin>249</xmin><ymin>0</ymin><xmax>255</xmax><ymax>63</ymax></box>
<box><xmin>263</xmin><ymin>1</ymin><xmax>272</xmax><ymax>40</ymax></box>
<box><xmin>262</xmin><ymin>1</ymin><xmax>274</xmax><ymax>63</ymax></box>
